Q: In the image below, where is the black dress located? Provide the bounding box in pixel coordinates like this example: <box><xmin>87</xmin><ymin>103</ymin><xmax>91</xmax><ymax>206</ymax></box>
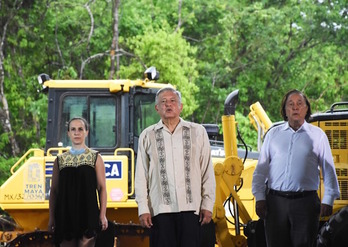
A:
<box><xmin>54</xmin><ymin>148</ymin><xmax>100</xmax><ymax>244</ymax></box>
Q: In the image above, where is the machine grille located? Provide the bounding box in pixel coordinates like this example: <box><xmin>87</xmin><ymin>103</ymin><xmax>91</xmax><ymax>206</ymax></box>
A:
<box><xmin>336</xmin><ymin>168</ymin><xmax>348</xmax><ymax>200</ymax></box>
<box><xmin>325</xmin><ymin>121</ymin><xmax>347</xmax><ymax>150</ymax></box>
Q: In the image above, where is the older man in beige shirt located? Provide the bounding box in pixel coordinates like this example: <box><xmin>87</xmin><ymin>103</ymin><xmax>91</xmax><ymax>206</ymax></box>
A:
<box><xmin>135</xmin><ymin>87</ymin><xmax>216</xmax><ymax>247</ymax></box>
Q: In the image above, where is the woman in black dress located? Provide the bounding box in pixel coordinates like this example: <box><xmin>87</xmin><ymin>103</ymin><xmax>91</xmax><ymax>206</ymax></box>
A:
<box><xmin>48</xmin><ymin>117</ymin><xmax>108</xmax><ymax>247</ymax></box>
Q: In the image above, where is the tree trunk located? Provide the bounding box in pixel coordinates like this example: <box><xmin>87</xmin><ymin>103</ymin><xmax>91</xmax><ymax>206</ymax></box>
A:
<box><xmin>109</xmin><ymin>0</ymin><xmax>120</xmax><ymax>79</ymax></box>
<box><xmin>0</xmin><ymin>6</ymin><xmax>21</xmax><ymax>157</ymax></box>
<box><xmin>175</xmin><ymin>0</ymin><xmax>183</xmax><ymax>32</ymax></box>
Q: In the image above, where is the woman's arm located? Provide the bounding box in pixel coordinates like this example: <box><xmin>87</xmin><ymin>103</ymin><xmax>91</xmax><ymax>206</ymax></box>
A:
<box><xmin>95</xmin><ymin>154</ymin><xmax>108</xmax><ymax>231</ymax></box>
<box><xmin>48</xmin><ymin>158</ymin><xmax>59</xmax><ymax>232</ymax></box>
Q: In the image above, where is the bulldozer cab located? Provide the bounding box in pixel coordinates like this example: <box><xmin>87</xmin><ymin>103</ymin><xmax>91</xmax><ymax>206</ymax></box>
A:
<box><xmin>43</xmin><ymin>78</ymin><xmax>162</xmax><ymax>155</ymax></box>
<box><xmin>0</xmin><ymin>70</ymin><xmax>174</xmax><ymax>246</ymax></box>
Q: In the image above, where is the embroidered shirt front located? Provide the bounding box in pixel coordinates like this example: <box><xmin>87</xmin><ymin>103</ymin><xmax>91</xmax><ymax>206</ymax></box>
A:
<box><xmin>135</xmin><ymin>118</ymin><xmax>216</xmax><ymax>217</ymax></box>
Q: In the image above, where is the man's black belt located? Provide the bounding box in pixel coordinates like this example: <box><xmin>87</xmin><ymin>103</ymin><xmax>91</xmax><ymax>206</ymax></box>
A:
<box><xmin>268</xmin><ymin>189</ymin><xmax>317</xmax><ymax>199</ymax></box>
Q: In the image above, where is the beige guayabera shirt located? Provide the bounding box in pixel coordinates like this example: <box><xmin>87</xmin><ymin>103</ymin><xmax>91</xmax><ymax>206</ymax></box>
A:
<box><xmin>135</xmin><ymin>118</ymin><xmax>216</xmax><ymax>217</ymax></box>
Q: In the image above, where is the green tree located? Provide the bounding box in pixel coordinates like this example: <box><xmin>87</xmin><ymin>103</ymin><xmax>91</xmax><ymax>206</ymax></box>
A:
<box><xmin>181</xmin><ymin>0</ymin><xmax>347</xmax><ymax>123</ymax></box>
<box><xmin>0</xmin><ymin>0</ymin><xmax>347</xmax><ymax>161</ymax></box>
<box><xmin>118</xmin><ymin>27</ymin><xmax>199</xmax><ymax>117</ymax></box>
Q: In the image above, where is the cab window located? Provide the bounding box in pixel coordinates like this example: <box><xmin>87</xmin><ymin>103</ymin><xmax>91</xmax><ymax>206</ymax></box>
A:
<box><xmin>60</xmin><ymin>95</ymin><xmax>116</xmax><ymax>148</ymax></box>
<box><xmin>134</xmin><ymin>94</ymin><xmax>160</xmax><ymax>137</ymax></box>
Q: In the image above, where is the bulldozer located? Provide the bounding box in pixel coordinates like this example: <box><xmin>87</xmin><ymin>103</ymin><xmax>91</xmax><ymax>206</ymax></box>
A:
<box><xmin>0</xmin><ymin>67</ymin><xmax>165</xmax><ymax>246</ymax></box>
<box><xmin>210</xmin><ymin>90</ymin><xmax>348</xmax><ymax>247</ymax></box>
<box><xmin>0</xmin><ymin>68</ymin><xmax>347</xmax><ymax>246</ymax></box>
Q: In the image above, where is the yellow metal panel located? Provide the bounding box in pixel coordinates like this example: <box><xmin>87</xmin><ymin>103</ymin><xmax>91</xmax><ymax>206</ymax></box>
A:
<box><xmin>0</xmin><ymin>149</ymin><xmax>135</xmax><ymax>234</ymax></box>
<box><xmin>43</xmin><ymin>79</ymin><xmax>174</xmax><ymax>93</ymax></box>
<box><xmin>315</xmin><ymin>119</ymin><xmax>348</xmax><ymax>217</ymax></box>
<box><xmin>103</xmin><ymin>155</ymin><xmax>129</xmax><ymax>202</ymax></box>
<box><xmin>314</xmin><ymin>119</ymin><xmax>348</xmax><ymax>163</ymax></box>
<box><xmin>0</xmin><ymin>157</ymin><xmax>46</xmax><ymax>207</ymax></box>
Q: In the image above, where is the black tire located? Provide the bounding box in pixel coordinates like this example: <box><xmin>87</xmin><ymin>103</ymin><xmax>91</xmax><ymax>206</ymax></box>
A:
<box><xmin>317</xmin><ymin>206</ymin><xmax>348</xmax><ymax>247</ymax></box>
<box><xmin>245</xmin><ymin>219</ymin><xmax>267</xmax><ymax>247</ymax></box>
<box><xmin>6</xmin><ymin>231</ymin><xmax>54</xmax><ymax>247</ymax></box>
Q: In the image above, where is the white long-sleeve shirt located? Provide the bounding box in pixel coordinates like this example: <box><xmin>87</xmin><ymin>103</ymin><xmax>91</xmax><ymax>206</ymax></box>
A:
<box><xmin>135</xmin><ymin>118</ymin><xmax>216</xmax><ymax>217</ymax></box>
<box><xmin>252</xmin><ymin>121</ymin><xmax>340</xmax><ymax>206</ymax></box>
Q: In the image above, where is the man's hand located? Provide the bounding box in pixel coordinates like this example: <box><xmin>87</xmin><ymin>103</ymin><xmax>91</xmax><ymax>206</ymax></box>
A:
<box><xmin>320</xmin><ymin>204</ymin><xmax>333</xmax><ymax>217</ymax></box>
<box><xmin>256</xmin><ymin>200</ymin><xmax>267</xmax><ymax>219</ymax></box>
<box><xmin>200</xmin><ymin>209</ymin><xmax>213</xmax><ymax>226</ymax></box>
<box><xmin>139</xmin><ymin>213</ymin><xmax>153</xmax><ymax>228</ymax></box>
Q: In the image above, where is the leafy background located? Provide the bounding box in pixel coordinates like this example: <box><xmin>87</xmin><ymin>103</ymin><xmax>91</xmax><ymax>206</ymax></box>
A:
<box><xmin>0</xmin><ymin>0</ymin><xmax>347</xmax><ymax>184</ymax></box>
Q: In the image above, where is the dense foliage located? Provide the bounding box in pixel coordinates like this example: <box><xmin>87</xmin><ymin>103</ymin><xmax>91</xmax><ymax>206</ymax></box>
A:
<box><xmin>0</xmin><ymin>0</ymin><xmax>347</xmax><ymax>183</ymax></box>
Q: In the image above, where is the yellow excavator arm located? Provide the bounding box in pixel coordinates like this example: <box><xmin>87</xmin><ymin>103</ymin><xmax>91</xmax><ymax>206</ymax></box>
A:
<box><xmin>213</xmin><ymin>90</ymin><xmax>251</xmax><ymax>247</ymax></box>
<box><xmin>213</xmin><ymin>91</ymin><xmax>272</xmax><ymax>247</ymax></box>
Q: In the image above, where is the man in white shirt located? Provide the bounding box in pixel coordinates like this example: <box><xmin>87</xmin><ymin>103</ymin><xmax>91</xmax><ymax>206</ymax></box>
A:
<box><xmin>135</xmin><ymin>87</ymin><xmax>216</xmax><ymax>247</ymax></box>
<box><xmin>252</xmin><ymin>89</ymin><xmax>340</xmax><ymax>247</ymax></box>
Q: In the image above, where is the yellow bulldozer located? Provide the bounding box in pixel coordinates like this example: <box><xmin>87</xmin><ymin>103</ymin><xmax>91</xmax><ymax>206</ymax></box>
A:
<box><xmin>207</xmin><ymin>90</ymin><xmax>348</xmax><ymax>247</ymax></box>
<box><xmin>0</xmin><ymin>68</ymin><xmax>347</xmax><ymax>246</ymax></box>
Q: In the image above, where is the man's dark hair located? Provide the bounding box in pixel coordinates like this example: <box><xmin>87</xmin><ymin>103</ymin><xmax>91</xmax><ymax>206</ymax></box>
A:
<box><xmin>280</xmin><ymin>89</ymin><xmax>311</xmax><ymax>121</ymax></box>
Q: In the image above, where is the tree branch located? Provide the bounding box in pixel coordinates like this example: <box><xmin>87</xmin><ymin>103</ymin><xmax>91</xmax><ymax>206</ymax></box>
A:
<box><xmin>80</xmin><ymin>51</ymin><xmax>108</xmax><ymax>79</ymax></box>
<box><xmin>84</xmin><ymin>0</ymin><xmax>95</xmax><ymax>53</ymax></box>
<box><xmin>109</xmin><ymin>0</ymin><xmax>120</xmax><ymax>79</ymax></box>
<box><xmin>80</xmin><ymin>48</ymin><xmax>146</xmax><ymax>78</ymax></box>
<box><xmin>55</xmin><ymin>19</ymin><xmax>66</xmax><ymax>68</ymax></box>
<box><xmin>175</xmin><ymin>0</ymin><xmax>183</xmax><ymax>32</ymax></box>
